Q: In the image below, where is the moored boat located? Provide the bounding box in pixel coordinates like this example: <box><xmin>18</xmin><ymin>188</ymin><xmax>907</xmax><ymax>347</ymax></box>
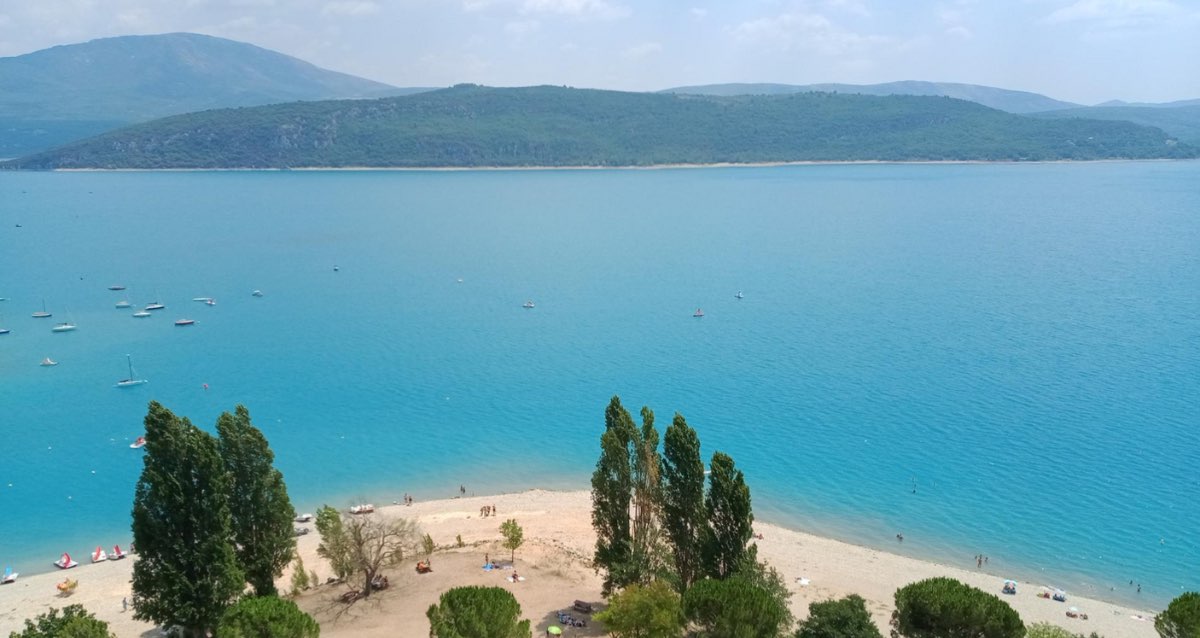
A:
<box><xmin>130</xmin><ymin>436</ymin><xmax>146</xmax><ymax>449</ymax></box>
<box><xmin>252</xmin><ymin>290</ymin><xmax>264</xmax><ymax>297</ymax></box>
<box><xmin>144</xmin><ymin>302</ymin><xmax>165</xmax><ymax>311</ymax></box>
<box><xmin>174</xmin><ymin>319</ymin><xmax>195</xmax><ymax>326</ymax></box>
<box><xmin>52</xmin><ymin>322</ymin><xmax>77</xmax><ymax>332</ymax></box>
<box><xmin>41</xmin><ymin>357</ymin><xmax>57</xmax><ymax>367</ymax></box>
<box><xmin>522</xmin><ymin>300</ymin><xmax>535</xmax><ymax>309</ymax></box>
<box><xmin>693</xmin><ymin>308</ymin><xmax>705</xmax><ymax>317</ymax></box>
<box><xmin>108</xmin><ymin>285</ymin><xmax>126</xmax><ymax>291</ymax></box>
<box><xmin>115</xmin><ymin>300</ymin><xmax>131</xmax><ymax>308</ymax></box>
<box><xmin>132</xmin><ymin>310</ymin><xmax>151</xmax><ymax>318</ymax></box>
<box><xmin>32</xmin><ymin>300</ymin><xmax>51</xmax><ymax>318</ymax></box>
<box><xmin>116</xmin><ymin>355</ymin><xmax>148</xmax><ymax>388</ymax></box>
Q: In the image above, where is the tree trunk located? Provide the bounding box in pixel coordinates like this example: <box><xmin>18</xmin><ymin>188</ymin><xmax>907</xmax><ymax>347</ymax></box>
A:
<box><xmin>363</xmin><ymin>569</ymin><xmax>374</xmax><ymax>598</ymax></box>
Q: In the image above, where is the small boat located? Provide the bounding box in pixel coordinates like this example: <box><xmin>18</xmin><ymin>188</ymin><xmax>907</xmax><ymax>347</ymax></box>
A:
<box><xmin>349</xmin><ymin>504</ymin><xmax>375</xmax><ymax>514</ymax></box>
<box><xmin>115</xmin><ymin>355</ymin><xmax>148</xmax><ymax>388</ymax></box>
<box><xmin>91</xmin><ymin>546</ymin><xmax>108</xmax><ymax>563</ymax></box>
<box><xmin>32</xmin><ymin>300</ymin><xmax>51</xmax><ymax>318</ymax></box>
<box><xmin>1</xmin><ymin>566</ymin><xmax>17</xmax><ymax>584</ymax></box>
<box><xmin>115</xmin><ymin>300</ymin><xmax>131</xmax><ymax>308</ymax></box>
<box><xmin>205</xmin><ymin>298</ymin><xmax>216</xmax><ymax>306</ymax></box>
<box><xmin>174</xmin><ymin>319</ymin><xmax>196</xmax><ymax>326</ymax></box>
<box><xmin>53</xmin><ymin>553</ymin><xmax>78</xmax><ymax>569</ymax></box>
<box><xmin>522</xmin><ymin>301</ymin><xmax>535</xmax><ymax>309</ymax></box>
<box><xmin>108</xmin><ymin>285</ymin><xmax>126</xmax><ymax>291</ymax></box>
<box><xmin>0</xmin><ymin>328</ymin><xmax>9</xmax><ymax>335</ymax></box>
<box><xmin>144</xmin><ymin>303</ymin><xmax>165</xmax><ymax>311</ymax></box>
<box><xmin>111</xmin><ymin>545</ymin><xmax>127</xmax><ymax>560</ymax></box>
<box><xmin>192</xmin><ymin>297</ymin><xmax>213</xmax><ymax>303</ymax></box>
<box><xmin>251</xmin><ymin>290</ymin><xmax>264</xmax><ymax>297</ymax></box>
<box><xmin>132</xmin><ymin>310</ymin><xmax>151</xmax><ymax>318</ymax></box>
<box><xmin>52</xmin><ymin>322</ymin><xmax>77</xmax><ymax>332</ymax></box>
<box><xmin>130</xmin><ymin>436</ymin><xmax>146</xmax><ymax>449</ymax></box>
<box><xmin>693</xmin><ymin>308</ymin><xmax>705</xmax><ymax>317</ymax></box>
<box><xmin>333</xmin><ymin>265</ymin><xmax>340</xmax><ymax>272</ymax></box>
<box><xmin>735</xmin><ymin>291</ymin><xmax>744</xmax><ymax>299</ymax></box>
<box><xmin>294</xmin><ymin>513</ymin><xmax>314</xmax><ymax>523</ymax></box>
<box><xmin>41</xmin><ymin>357</ymin><xmax>57</xmax><ymax>367</ymax></box>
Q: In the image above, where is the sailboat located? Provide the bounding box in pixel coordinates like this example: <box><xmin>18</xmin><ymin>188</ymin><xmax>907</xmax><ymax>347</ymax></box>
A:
<box><xmin>52</xmin><ymin>321</ymin><xmax>77</xmax><ymax>332</ymax></box>
<box><xmin>32</xmin><ymin>300</ymin><xmax>51</xmax><ymax>318</ymax></box>
<box><xmin>41</xmin><ymin>357</ymin><xmax>58</xmax><ymax>367</ymax></box>
<box><xmin>0</xmin><ymin>314</ymin><xmax>9</xmax><ymax>334</ymax></box>
<box><xmin>115</xmin><ymin>355</ymin><xmax>148</xmax><ymax>388</ymax></box>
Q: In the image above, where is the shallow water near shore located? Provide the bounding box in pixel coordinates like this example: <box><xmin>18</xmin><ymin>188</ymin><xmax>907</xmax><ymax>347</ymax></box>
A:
<box><xmin>0</xmin><ymin>163</ymin><xmax>1196</xmax><ymax>607</ymax></box>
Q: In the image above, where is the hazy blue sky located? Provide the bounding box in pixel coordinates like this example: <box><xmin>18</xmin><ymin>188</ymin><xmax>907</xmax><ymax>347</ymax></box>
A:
<box><xmin>1</xmin><ymin>0</ymin><xmax>1197</xmax><ymax>104</ymax></box>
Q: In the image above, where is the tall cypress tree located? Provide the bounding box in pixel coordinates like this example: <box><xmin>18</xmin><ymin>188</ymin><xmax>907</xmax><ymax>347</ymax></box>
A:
<box><xmin>131</xmin><ymin>402</ymin><xmax>244</xmax><ymax>638</ymax></box>
<box><xmin>216</xmin><ymin>404</ymin><xmax>296</xmax><ymax>596</ymax></box>
<box><xmin>591</xmin><ymin>396</ymin><xmax>636</xmax><ymax>595</ymax></box>
<box><xmin>702</xmin><ymin>451</ymin><xmax>754</xmax><ymax>579</ymax></box>
<box><xmin>660</xmin><ymin>413</ymin><xmax>706</xmax><ymax>591</ymax></box>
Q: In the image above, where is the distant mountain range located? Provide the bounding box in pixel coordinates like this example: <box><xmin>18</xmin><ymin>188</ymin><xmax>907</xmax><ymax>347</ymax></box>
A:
<box><xmin>0</xmin><ymin>33</ymin><xmax>431</xmax><ymax>157</ymax></box>
<box><xmin>6</xmin><ymin>85</ymin><xmax>1192</xmax><ymax>170</ymax></box>
<box><xmin>661</xmin><ymin>82</ymin><xmax>1084</xmax><ymax>114</ymax></box>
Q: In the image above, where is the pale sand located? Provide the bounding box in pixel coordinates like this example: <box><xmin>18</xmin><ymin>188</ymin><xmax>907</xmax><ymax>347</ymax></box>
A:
<box><xmin>0</xmin><ymin>489</ymin><xmax>1160</xmax><ymax>637</ymax></box>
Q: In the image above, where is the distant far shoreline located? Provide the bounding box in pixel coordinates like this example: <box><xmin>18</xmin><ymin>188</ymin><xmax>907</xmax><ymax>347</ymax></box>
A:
<box><xmin>48</xmin><ymin>158</ymin><xmax>1193</xmax><ymax>172</ymax></box>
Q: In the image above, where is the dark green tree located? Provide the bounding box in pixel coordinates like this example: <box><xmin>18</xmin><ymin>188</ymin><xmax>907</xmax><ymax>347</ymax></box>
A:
<box><xmin>702</xmin><ymin>451</ymin><xmax>754</xmax><ymax>579</ymax></box>
<box><xmin>891</xmin><ymin>577</ymin><xmax>1023</xmax><ymax>638</ymax></box>
<box><xmin>8</xmin><ymin>605</ymin><xmax>114</xmax><ymax>638</ymax></box>
<box><xmin>683</xmin><ymin>576</ymin><xmax>792</xmax><ymax>638</ymax></box>
<box><xmin>426</xmin><ymin>586</ymin><xmax>532</xmax><ymax>638</ymax></box>
<box><xmin>500</xmin><ymin>519</ymin><xmax>524</xmax><ymax>564</ymax></box>
<box><xmin>1157</xmin><ymin>592</ymin><xmax>1200</xmax><ymax>638</ymax></box>
<box><xmin>1024</xmin><ymin>624</ymin><xmax>1096</xmax><ymax>638</ymax></box>
<box><xmin>314</xmin><ymin>505</ymin><xmax>354</xmax><ymax>582</ymax></box>
<box><xmin>794</xmin><ymin>595</ymin><xmax>881</xmax><ymax>638</ymax></box>
<box><xmin>217</xmin><ymin>404</ymin><xmax>296</xmax><ymax>596</ymax></box>
<box><xmin>217</xmin><ymin>596</ymin><xmax>320</xmax><ymax>638</ymax></box>
<box><xmin>131</xmin><ymin>401</ymin><xmax>244</xmax><ymax>638</ymax></box>
<box><xmin>594</xmin><ymin>580</ymin><xmax>685</xmax><ymax>638</ymax></box>
<box><xmin>660</xmin><ymin>413</ymin><xmax>706</xmax><ymax>592</ymax></box>
<box><xmin>592</xmin><ymin>396</ymin><xmax>637</xmax><ymax>594</ymax></box>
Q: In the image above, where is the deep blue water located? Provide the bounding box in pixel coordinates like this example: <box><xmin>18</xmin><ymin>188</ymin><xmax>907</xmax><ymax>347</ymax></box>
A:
<box><xmin>0</xmin><ymin>163</ymin><xmax>1196</xmax><ymax>607</ymax></box>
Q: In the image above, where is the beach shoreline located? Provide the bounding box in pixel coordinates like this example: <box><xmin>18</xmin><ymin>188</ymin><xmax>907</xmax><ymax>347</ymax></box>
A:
<box><xmin>0</xmin><ymin>489</ymin><xmax>1162</xmax><ymax>638</ymax></box>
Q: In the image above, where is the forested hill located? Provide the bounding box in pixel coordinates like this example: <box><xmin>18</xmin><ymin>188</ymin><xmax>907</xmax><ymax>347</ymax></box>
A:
<box><xmin>7</xmin><ymin>85</ymin><xmax>1194</xmax><ymax>169</ymax></box>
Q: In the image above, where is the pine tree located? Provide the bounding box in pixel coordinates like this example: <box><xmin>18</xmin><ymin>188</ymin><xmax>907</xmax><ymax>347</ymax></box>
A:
<box><xmin>591</xmin><ymin>396</ymin><xmax>637</xmax><ymax>594</ymax></box>
<box><xmin>216</xmin><ymin>405</ymin><xmax>296</xmax><ymax>596</ymax></box>
<box><xmin>660</xmin><ymin>412</ymin><xmax>706</xmax><ymax>591</ymax></box>
<box><xmin>427</xmin><ymin>586</ymin><xmax>532</xmax><ymax>638</ymax></box>
<box><xmin>702</xmin><ymin>451</ymin><xmax>754</xmax><ymax>579</ymax></box>
<box><xmin>131</xmin><ymin>401</ymin><xmax>244</xmax><ymax>638</ymax></box>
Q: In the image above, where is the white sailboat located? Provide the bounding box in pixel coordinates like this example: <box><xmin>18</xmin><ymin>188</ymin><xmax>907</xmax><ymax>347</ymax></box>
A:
<box><xmin>31</xmin><ymin>300</ymin><xmax>51</xmax><ymax>318</ymax></box>
<box><xmin>115</xmin><ymin>355</ymin><xmax>148</xmax><ymax>388</ymax></box>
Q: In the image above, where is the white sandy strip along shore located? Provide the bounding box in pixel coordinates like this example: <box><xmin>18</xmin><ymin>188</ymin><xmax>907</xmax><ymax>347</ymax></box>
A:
<box><xmin>0</xmin><ymin>489</ymin><xmax>1161</xmax><ymax>638</ymax></box>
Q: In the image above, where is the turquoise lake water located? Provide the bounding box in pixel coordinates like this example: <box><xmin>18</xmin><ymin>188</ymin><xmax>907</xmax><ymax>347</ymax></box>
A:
<box><xmin>0</xmin><ymin>163</ymin><xmax>1196</xmax><ymax>607</ymax></box>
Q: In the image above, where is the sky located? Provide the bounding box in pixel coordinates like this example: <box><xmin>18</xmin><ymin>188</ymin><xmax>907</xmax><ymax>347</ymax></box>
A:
<box><xmin>0</xmin><ymin>0</ymin><xmax>1197</xmax><ymax>105</ymax></box>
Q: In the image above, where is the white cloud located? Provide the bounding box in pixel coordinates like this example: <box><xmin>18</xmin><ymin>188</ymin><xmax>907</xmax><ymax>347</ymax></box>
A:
<box><xmin>945</xmin><ymin>24</ymin><xmax>972</xmax><ymax>38</ymax></box>
<box><xmin>690</xmin><ymin>7</ymin><xmax>708</xmax><ymax>20</ymax></box>
<box><xmin>1041</xmin><ymin>0</ymin><xmax>1181</xmax><ymax>26</ymax></box>
<box><xmin>504</xmin><ymin>19</ymin><xmax>541</xmax><ymax>36</ymax></box>
<box><xmin>520</xmin><ymin>0</ymin><xmax>629</xmax><ymax>20</ymax></box>
<box><xmin>321</xmin><ymin>1</ymin><xmax>380</xmax><ymax>17</ymax></box>
<box><xmin>622</xmin><ymin>41</ymin><xmax>662</xmax><ymax>59</ymax></box>
<box><xmin>732</xmin><ymin>12</ymin><xmax>887</xmax><ymax>56</ymax></box>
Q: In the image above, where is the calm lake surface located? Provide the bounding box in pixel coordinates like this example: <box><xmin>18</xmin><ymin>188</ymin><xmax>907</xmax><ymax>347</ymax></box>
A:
<box><xmin>0</xmin><ymin>163</ymin><xmax>1196</xmax><ymax>606</ymax></box>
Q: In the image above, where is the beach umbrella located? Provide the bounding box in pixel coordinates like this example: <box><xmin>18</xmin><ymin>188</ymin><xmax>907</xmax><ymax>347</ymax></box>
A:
<box><xmin>1069</xmin><ymin>606</ymin><xmax>1079</xmax><ymax>613</ymax></box>
<box><xmin>547</xmin><ymin>627</ymin><xmax>562</xmax><ymax>636</ymax></box>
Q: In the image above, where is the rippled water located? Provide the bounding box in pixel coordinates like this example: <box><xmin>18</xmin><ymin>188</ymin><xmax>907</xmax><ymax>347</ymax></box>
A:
<box><xmin>0</xmin><ymin>163</ymin><xmax>1196</xmax><ymax>607</ymax></box>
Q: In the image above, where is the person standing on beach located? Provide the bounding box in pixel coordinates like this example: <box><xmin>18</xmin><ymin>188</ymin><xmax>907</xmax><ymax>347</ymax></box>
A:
<box><xmin>122</xmin><ymin>597</ymin><xmax>128</xmax><ymax>612</ymax></box>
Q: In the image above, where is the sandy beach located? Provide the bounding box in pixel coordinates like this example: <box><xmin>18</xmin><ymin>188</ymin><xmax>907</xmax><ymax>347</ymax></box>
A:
<box><xmin>0</xmin><ymin>489</ymin><xmax>1161</xmax><ymax>637</ymax></box>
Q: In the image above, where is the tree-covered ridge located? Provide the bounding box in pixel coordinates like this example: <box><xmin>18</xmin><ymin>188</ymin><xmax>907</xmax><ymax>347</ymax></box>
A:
<box><xmin>6</xmin><ymin>84</ymin><xmax>1194</xmax><ymax>169</ymax></box>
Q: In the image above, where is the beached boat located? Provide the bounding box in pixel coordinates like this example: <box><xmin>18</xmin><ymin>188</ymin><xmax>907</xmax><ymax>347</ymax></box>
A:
<box><xmin>350</xmin><ymin>504</ymin><xmax>375</xmax><ymax>514</ymax></box>
<box><xmin>53</xmin><ymin>553</ymin><xmax>78</xmax><ymax>569</ymax></box>
<box><xmin>51</xmin><ymin>322</ymin><xmax>77</xmax><ymax>332</ymax></box>
<box><xmin>115</xmin><ymin>300</ymin><xmax>131</xmax><ymax>308</ymax></box>
<box><xmin>116</xmin><ymin>355</ymin><xmax>148</xmax><ymax>388</ymax></box>
<box><xmin>174</xmin><ymin>319</ymin><xmax>196</xmax><ymax>326</ymax></box>
<box><xmin>111</xmin><ymin>545</ymin><xmax>127</xmax><ymax>560</ymax></box>
<box><xmin>32</xmin><ymin>300</ymin><xmax>51</xmax><ymax>318</ymax></box>
<box><xmin>41</xmin><ymin>357</ymin><xmax>57</xmax><ymax>367</ymax></box>
<box><xmin>522</xmin><ymin>300</ymin><xmax>535</xmax><ymax>309</ymax></box>
<box><xmin>108</xmin><ymin>285</ymin><xmax>126</xmax><ymax>291</ymax></box>
<box><xmin>130</xmin><ymin>436</ymin><xmax>146</xmax><ymax>449</ymax></box>
<box><xmin>1</xmin><ymin>566</ymin><xmax>17</xmax><ymax>584</ymax></box>
<box><xmin>693</xmin><ymin>308</ymin><xmax>705</xmax><ymax>317</ymax></box>
<box><xmin>144</xmin><ymin>302</ymin><xmax>165</xmax><ymax>311</ymax></box>
<box><xmin>91</xmin><ymin>546</ymin><xmax>108</xmax><ymax>563</ymax></box>
<box><xmin>294</xmin><ymin>513</ymin><xmax>314</xmax><ymax>523</ymax></box>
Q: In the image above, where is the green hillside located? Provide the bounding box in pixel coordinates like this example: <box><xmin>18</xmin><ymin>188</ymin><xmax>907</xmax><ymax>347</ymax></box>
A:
<box><xmin>0</xmin><ymin>32</ymin><xmax>428</xmax><ymax>157</ymax></box>
<box><xmin>661</xmin><ymin>81</ymin><xmax>1082</xmax><ymax>114</ymax></box>
<box><xmin>6</xmin><ymin>85</ymin><xmax>1193</xmax><ymax>170</ymax></box>
<box><xmin>1030</xmin><ymin>105</ymin><xmax>1200</xmax><ymax>145</ymax></box>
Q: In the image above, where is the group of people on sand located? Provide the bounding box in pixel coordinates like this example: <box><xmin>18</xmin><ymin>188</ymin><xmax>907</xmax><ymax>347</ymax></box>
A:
<box><xmin>402</xmin><ymin>493</ymin><xmax>414</xmax><ymax>506</ymax></box>
<box><xmin>480</xmin><ymin>504</ymin><xmax>498</xmax><ymax>517</ymax></box>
